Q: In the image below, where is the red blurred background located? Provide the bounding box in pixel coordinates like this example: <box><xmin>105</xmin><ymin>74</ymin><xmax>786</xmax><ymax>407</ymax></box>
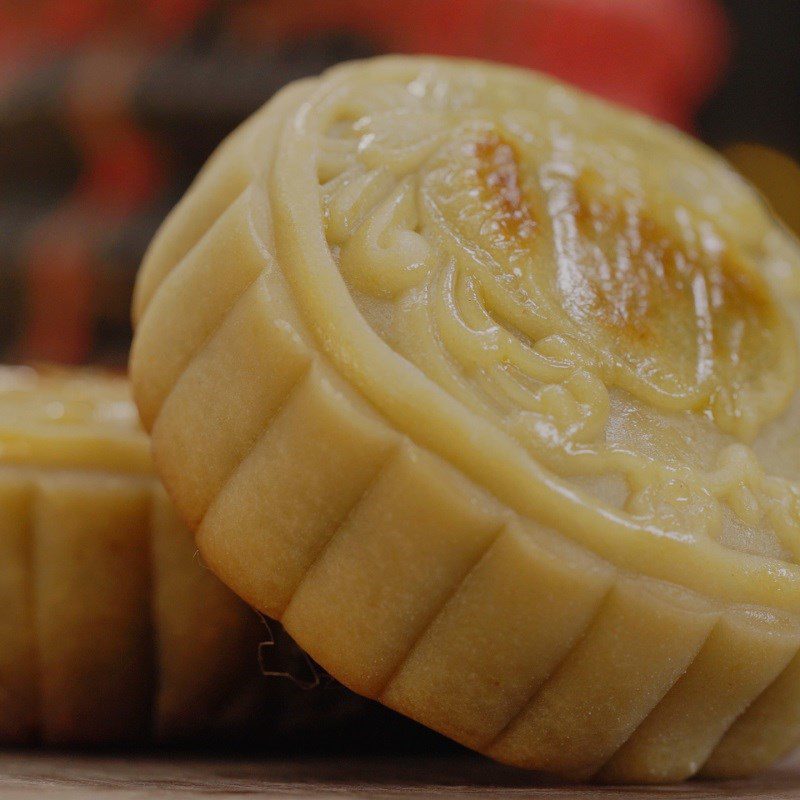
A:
<box><xmin>1</xmin><ymin>0</ymin><xmax>798</xmax><ymax>365</ymax></box>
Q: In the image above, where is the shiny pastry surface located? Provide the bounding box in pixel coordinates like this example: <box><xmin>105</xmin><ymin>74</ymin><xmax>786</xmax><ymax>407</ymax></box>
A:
<box><xmin>277</xmin><ymin>58</ymin><xmax>800</xmax><ymax>568</ymax></box>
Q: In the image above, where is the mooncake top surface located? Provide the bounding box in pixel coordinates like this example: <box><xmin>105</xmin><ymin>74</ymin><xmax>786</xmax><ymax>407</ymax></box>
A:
<box><xmin>0</xmin><ymin>365</ymin><xmax>151</xmax><ymax>473</ymax></box>
<box><xmin>268</xmin><ymin>57</ymin><xmax>800</xmax><ymax>565</ymax></box>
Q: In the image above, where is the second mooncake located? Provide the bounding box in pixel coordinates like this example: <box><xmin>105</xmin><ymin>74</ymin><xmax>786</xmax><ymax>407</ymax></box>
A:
<box><xmin>131</xmin><ymin>57</ymin><xmax>800</xmax><ymax>781</ymax></box>
<box><xmin>0</xmin><ymin>365</ymin><xmax>267</xmax><ymax>744</ymax></box>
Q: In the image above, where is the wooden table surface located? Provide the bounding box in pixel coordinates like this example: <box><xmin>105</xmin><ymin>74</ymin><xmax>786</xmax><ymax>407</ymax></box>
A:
<box><xmin>1</xmin><ymin>751</ymin><xmax>800</xmax><ymax>799</ymax></box>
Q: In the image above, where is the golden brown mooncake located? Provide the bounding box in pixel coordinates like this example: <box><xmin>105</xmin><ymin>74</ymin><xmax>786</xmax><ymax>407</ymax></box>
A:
<box><xmin>0</xmin><ymin>365</ymin><xmax>272</xmax><ymax>744</ymax></box>
<box><xmin>130</xmin><ymin>56</ymin><xmax>800</xmax><ymax>782</ymax></box>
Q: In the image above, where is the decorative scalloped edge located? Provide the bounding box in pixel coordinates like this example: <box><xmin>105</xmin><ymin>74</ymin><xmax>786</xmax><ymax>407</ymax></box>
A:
<box><xmin>0</xmin><ymin>466</ymin><xmax>266</xmax><ymax>745</ymax></box>
<box><xmin>131</xmin><ymin>63</ymin><xmax>800</xmax><ymax>782</ymax></box>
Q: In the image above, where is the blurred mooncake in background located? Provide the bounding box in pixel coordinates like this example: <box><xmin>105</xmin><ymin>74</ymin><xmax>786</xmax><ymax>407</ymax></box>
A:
<box><xmin>130</xmin><ymin>56</ymin><xmax>800</xmax><ymax>782</ymax></box>
<box><xmin>0</xmin><ymin>365</ymin><xmax>270</xmax><ymax>744</ymax></box>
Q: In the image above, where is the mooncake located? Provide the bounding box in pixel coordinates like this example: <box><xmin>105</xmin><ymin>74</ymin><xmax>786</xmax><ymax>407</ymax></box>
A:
<box><xmin>0</xmin><ymin>365</ymin><xmax>273</xmax><ymax>744</ymax></box>
<box><xmin>130</xmin><ymin>57</ymin><xmax>800</xmax><ymax>781</ymax></box>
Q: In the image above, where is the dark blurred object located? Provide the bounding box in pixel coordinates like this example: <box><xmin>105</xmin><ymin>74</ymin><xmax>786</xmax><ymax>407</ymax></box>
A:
<box><xmin>698</xmin><ymin>0</ymin><xmax>800</xmax><ymax>162</ymax></box>
<box><xmin>0</xmin><ymin>0</ymin><xmax>797</xmax><ymax>366</ymax></box>
<box><xmin>697</xmin><ymin>1</ymin><xmax>800</xmax><ymax>241</ymax></box>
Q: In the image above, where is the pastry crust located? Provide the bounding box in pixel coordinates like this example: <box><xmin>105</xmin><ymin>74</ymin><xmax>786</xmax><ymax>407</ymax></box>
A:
<box><xmin>131</xmin><ymin>57</ymin><xmax>800</xmax><ymax>780</ymax></box>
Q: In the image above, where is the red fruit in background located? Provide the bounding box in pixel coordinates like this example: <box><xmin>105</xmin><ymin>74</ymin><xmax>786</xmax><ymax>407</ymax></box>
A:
<box><xmin>250</xmin><ymin>0</ymin><xmax>729</xmax><ymax>130</ymax></box>
<box><xmin>513</xmin><ymin>0</ymin><xmax>729</xmax><ymax>128</ymax></box>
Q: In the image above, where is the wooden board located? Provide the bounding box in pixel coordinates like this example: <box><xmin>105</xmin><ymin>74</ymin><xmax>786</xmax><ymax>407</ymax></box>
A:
<box><xmin>1</xmin><ymin>751</ymin><xmax>800</xmax><ymax>798</ymax></box>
